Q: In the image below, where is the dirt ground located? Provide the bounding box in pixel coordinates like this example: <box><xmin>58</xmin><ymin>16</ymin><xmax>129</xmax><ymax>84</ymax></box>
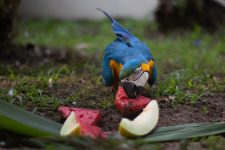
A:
<box><xmin>0</xmin><ymin>46</ymin><xmax>225</xmax><ymax>149</ymax></box>
<box><xmin>1</xmin><ymin>92</ymin><xmax>224</xmax><ymax>149</ymax></box>
<box><xmin>158</xmin><ymin>92</ymin><xmax>225</xmax><ymax>126</ymax></box>
<box><xmin>83</xmin><ymin>92</ymin><xmax>225</xmax><ymax>133</ymax></box>
<box><xmin>93</xmin><ymin>92</ymin><xmax>225</xmax><ymax>133</ymax></box>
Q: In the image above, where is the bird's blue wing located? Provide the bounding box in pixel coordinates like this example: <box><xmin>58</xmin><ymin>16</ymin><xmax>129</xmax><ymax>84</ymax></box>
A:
<box><xmin>102</xmin><ymin>56</ymin><xmax>114</xmax><ymax>86</ymax></box>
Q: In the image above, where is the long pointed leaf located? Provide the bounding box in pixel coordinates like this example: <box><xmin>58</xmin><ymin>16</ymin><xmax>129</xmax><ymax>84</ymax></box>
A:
<box><xmin>0</xmin><ymin>100</ymin><xmax>62</xmax><ymax>137</ymax></box>
<box><xmin>1</xmin><ymin>100</ymin><xmax>225</xmax><ymax>143</ymax></box>
<box><xmin>135</xmin><ymin>122</ymin><xmax>225</xmax><ymax>144</ymax></box>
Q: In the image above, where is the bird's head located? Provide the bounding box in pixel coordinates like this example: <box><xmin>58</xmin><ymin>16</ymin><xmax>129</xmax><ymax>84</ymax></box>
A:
<box><xmin>119</xmin><ymin>59</ymin><xmax>154</xmax><ymax>99</ymax></box>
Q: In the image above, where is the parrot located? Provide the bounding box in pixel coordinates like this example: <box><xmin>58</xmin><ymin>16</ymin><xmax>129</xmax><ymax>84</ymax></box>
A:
<box><xmin>98</xmin><ymin>9</ymin><xmax>157</xmax><ymax>99</ymax></box>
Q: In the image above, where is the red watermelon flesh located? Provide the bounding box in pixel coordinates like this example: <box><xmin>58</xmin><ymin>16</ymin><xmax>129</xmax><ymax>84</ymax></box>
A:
<box><xmin>79</xmin><ymin>123</ymin><xmax>108</xmax><ymax>139</ymax></box>
<box><xmin>58</xmin><ymin>107</ymin><xmax>108</xmax><ymax>139</ymax></box>
<box><xmin>58</xmin><ymin>107</ymin><xmax>101</xmax><ymax>126</ymax></box>
<box><xmin>115</xmin><ymin>86</ymin><xmax>151</xmax><ymax>116</ymax></box>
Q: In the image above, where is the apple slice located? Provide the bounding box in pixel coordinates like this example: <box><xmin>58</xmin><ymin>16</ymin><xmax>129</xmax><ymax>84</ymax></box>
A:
<box><xmin>119</xmin><ymin>100</ymin><xmax>159</xmax><ymax>138</ymax></box>
<box><xmin>60</xmin><ymin>112</ymin><xmax>80</xmax><ymax>136</ymax></box>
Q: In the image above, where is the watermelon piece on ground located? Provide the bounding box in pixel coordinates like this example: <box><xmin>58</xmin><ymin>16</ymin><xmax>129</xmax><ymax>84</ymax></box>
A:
<box><xmin>58</xmin><ymin>107</ymin><xmax>108</xmax><ymax>139</ymax></box>
<box><xmin>58</xmin><ymin>107</ymin><xmax>101</xmax><ymax>126</ymax></box>
<box><xmin>79</xmin><ymin>123</ymin><xmax>108</xmax><ymax>139</ymax></box>
<box><xmin>115</xmin><ymin>86</ymin><xmax>151</xmax><ymax>116</ymax></box>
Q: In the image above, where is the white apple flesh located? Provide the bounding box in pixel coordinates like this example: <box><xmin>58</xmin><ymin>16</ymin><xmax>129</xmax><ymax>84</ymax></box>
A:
<box><xmin>119</xmin><ymin>100</ymin><xmax>159</xmax><ymax>137</ymax></box>
<box><xmin>60</xmin><ymin>112</ymin><xmax>80</xmax><ymax>136</ymax></box>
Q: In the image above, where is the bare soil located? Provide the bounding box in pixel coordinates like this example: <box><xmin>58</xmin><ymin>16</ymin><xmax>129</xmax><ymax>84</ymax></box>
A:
<box><xmin>99</xmin><ymin>108</ymin><xmax>122</xmax><ymax>132</ymax></box>
<box><xmin>158</xmin><ymin>92</ymin><xmax>225</xmax><ymax>127</ymax></box>
<box><xmin>0</xmin><ymin>46</ymin><xmax>225</xmax><ymax>149</ymax></box>
<box><xmin>90</xmin><ymin>92</ymin><xmax>225</xmax><ymax>133</ymax></box>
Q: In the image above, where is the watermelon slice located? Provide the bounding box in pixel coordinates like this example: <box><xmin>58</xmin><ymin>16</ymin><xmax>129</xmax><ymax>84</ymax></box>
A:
<box><xmin>58</xmin><ymin>107</ymin><xmax>108</xmax><ymax>139</ymax></box>
<box><xmin>58</xmin><ymin>107</ymin><xmax>101</xmax><ymax>126</ymax></box>
<box><xmin>79</xmin><ymin>123</ymin><xmax>108</xmax><ymax>139</ymax></box>
<box><xmin>115</xmin><ymin>86</ymin><xmax>151</xmax><ymax>116</ymax></box>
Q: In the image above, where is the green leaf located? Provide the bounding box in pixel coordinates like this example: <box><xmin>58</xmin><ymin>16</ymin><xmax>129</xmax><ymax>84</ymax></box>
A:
<box><xmin>0</xmin><ymin>100</ymin><xmax>62</xmax><ymax>137</ymax></box>
<box><xmin>1</xmin><ymin>100</ymin><xmax>225</xmax><ymax>144</ymax></box>
<box><xmin>135</xmin><ymin>122</ymin><xmax>225</xmax><ymax>144</ymax></box>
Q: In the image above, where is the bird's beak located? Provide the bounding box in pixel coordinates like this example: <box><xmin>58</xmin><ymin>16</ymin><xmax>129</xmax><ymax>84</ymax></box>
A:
<box><xmin>121</xmin><ymin>71</ymin><xmax>149</xmax><ymax>99</ymax></box>
<box><xmin>121</xmin><ymin>82</ymin><xmax>143</xmax><ymax>99</ymax></box>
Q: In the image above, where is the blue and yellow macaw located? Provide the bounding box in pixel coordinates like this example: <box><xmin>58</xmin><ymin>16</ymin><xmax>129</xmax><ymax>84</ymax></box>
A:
<box><xmin>98</xmin><ymin>9</ymin><xmax>157</xmax><ymax>98</ymax></box>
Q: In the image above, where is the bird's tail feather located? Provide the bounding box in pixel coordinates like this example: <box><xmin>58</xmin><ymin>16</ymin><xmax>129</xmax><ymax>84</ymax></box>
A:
<box><xmin>96</xmin><ymin>8</ymin><xmax>114</xmax><ymax>22</ymax></box>
<box><xmin>97</xmin><ymin>8</ymin><xmax>138</xmax><ymax>44</ymax></box>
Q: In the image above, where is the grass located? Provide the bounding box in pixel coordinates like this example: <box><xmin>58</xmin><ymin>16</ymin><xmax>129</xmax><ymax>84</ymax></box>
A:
<box><xmin>0</xmin><ymin>18</ymin><xmax>223</xmax><ymax>110</ymax></box>
<box><xmin>0</xmin><ymin>18</ymin><xmax>225</xmax><ymax>148</ymax></box>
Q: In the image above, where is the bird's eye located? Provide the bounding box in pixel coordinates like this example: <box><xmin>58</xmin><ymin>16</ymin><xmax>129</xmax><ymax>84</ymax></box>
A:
<box><xmin>137</xmin><ymin>69</ymin><xmax>142</xmax><ymax>75</ymax></box>
<box><xmin>134</xmin><ymin>69</ymin><xmax>142</xmax><ymax>76</ymax></box>
<box><xmin>125</xmin><ymin>77</ymin><xmax>129</xmax><ymax>81</ymax></box>
<box><xmin>131</xmin><ymin>68</ymin><xmax>144</xmax><ymax>81</ymax></box>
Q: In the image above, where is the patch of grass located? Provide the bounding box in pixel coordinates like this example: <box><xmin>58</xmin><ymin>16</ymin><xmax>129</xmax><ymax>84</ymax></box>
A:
<box><xmin>15</xmin><ymin>19</ymin><xmax>147</xmax><ymax>53</ymax></box>
<box><xmin>2</xmin><ymin>19</ymin><xmax>222</xmax><ymax>110</ymax></box>
<box><xmin>152</xmin><ymin>68</ymin><xmax>224</xmax><ymax>106</ymax></box>
<box><xmin>0</xmin><ymin>61</ymin><xmax>114</xmax><ymax>112</ymax></box>
<box><xmin>206</xmin><ymin>136</ymin><xmax>225</xmax><ymax>149</ymax></box>
<box><xmin>0</xmin><ymin>75</ymin><xmax>63</xmax><ymax>110</ymax></box>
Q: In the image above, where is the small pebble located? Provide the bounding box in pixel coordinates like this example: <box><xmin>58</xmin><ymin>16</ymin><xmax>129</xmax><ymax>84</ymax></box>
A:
<box><xmin>8</xmin><ymin>88</ymin><xmax>14</xmax><ymax>97</ymax></box>
<box><xmin>0</xmin><ymin>141</ymin><xmax>6</xmax><ymax>146</ymax></box>
<box><xmin>48</xmin><ymin>78</ymin><xmax>53</xmax><ymax>88</ymax></box>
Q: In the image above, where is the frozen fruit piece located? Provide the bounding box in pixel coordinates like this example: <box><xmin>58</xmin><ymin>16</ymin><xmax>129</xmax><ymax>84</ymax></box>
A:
<box><xmin>115</xmin><ymin>86</ymin><xmax>150</xmax><ymax>116</ymax></box>
<box><xmin>58</xmin><ymin>107</ymin><xmax>101</xmax><ymax>125</ymax></box>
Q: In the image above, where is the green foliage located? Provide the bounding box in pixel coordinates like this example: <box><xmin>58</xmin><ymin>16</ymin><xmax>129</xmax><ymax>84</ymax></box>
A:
<box><xmin>206</xmin><ymin>136</ymin><xmax>225</xmax><ymax>150</ymax></box>
<box><xmin>0</xmin><ymin>75</ymin><xmax>64</xmax><ymax>110</ymax></box>
<box><xmin>0</xmin><ymin>19</ymin><xmax>224</xmax><ymax>148</ymax></box>
<box><xmin>0</xmin><ymin>100</ymin><xmax>61</xmax><ymax>137</ymax></box>
<box><xmin>1</xmin><ymin>100</ymin><xmax>225</xmax><ymax>149</ymax></box>
<box><xmin>15</xmin><ymin>19</ymin><xmax>147</xmax><ymax>53</ymax></box>
<box><xmin>5</xmin><ymin>19</ymin><xmax>224</xmax><ymax>107</ymax></box>
<box><xmin>135</xmin><ymin>122</ymin><xmax>225</xmax><ymax>144</ymax></box>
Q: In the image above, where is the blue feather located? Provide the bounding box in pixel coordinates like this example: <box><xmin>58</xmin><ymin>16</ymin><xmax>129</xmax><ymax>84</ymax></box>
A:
<box><xmin>97</xmin><ymin>8</ymin><xmax>138</xmax><ymax>45</ymax></box>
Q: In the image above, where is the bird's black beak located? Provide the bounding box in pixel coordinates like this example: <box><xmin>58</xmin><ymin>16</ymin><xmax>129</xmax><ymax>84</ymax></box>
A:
<box><xmin>121</xmin><ymin>82</ymin><xmax>144</xmax><ymax>99</ymax></box>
